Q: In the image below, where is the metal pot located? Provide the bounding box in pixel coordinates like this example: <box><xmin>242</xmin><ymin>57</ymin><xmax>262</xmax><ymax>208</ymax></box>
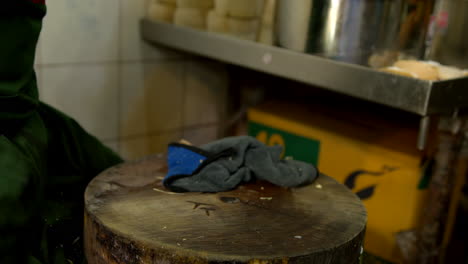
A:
<box><xmin>276</xmin><ymin>0</ymin><xmax>435</xmax><ymax>66</ymax></box>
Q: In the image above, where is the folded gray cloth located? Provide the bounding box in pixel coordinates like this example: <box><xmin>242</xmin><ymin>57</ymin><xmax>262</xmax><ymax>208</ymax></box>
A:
<box><xmin>164</xmin><ymin>136</ymin><xmax>318</xmax><ymax>192</ymax></box>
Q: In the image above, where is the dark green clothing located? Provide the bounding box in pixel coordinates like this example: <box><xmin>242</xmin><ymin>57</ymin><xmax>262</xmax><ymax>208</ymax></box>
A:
<box><xmin>1</xmin><ymin>2</ymin><xmax>123</xmax><ymax>263</ymax></box>
<box><xmin>0</xmin><ymin>2</ymin><xmax>42</xmax><ymax>127</ymax></box>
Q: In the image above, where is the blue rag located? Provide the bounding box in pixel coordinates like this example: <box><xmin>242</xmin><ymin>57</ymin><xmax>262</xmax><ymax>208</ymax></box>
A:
<box><xmin>164</xmin><ymin>136</ymin><xmax>318</xmax><ymax>193</ymax></box>
<box><xmin>165</xmin><ymin>144</ymin><xmax>208</xmax><ymax>180</ymax></box>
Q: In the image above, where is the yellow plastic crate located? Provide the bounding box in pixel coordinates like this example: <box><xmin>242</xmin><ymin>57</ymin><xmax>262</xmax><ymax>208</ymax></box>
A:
<box><xmin>248</xmin><ymin>101</ymin><xmax>430</xmax><ymax>263</ymax></box>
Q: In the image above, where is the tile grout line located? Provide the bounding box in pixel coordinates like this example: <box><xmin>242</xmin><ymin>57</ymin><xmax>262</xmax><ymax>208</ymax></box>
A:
<box><xmin>116</xmin><ymin>0</ymin><xmax>123</xmax><ymax>154</ymax></box>
<box><xmin>180</xmin><ymin>60</ymin><xmax>189</xmax><ymax>139</ymax></box>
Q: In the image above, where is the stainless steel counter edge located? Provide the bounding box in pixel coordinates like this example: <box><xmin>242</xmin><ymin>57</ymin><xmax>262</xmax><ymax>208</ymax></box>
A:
<box><xmin>141</xmin><ymin>19</ymin><xmax>468</xmax><ymax>116</ymax></box>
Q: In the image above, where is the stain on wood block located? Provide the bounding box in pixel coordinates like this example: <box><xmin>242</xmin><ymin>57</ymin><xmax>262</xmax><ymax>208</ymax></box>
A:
<box><xmin>85</xmin><ymin>154</ymin><xmax>367</xmax><ymax>263</ymax></box>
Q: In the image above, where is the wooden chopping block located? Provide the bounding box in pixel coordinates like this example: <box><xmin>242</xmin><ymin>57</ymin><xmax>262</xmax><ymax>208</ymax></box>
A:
<box><xmin>84</xmin><ymin>154</ymin><xmax>367</xmax><ymax>264</ymax></box>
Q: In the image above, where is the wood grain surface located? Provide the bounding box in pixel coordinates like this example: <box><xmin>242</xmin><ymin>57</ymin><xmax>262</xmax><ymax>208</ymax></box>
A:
<box><xmin>85</xmin><ymin>154</ymin><xmax>367</xmax><ymax>264</ymax></box>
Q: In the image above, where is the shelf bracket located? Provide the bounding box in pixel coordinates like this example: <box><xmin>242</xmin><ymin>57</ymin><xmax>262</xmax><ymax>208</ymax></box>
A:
<box><xmin>418</xmin><ymin>116</ymin><xmax>431</xmax><ymax>151</ymax></box>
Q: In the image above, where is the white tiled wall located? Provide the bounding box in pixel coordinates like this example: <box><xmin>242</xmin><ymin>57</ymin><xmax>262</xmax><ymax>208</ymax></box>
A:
<box><xmin>184</xmin><ymin>61</ymin><xmax>228</xmax><ymax>127</ymax></box>
<box><xmin>120</xmin><ymin>0</ymin><xmax>181</xmax><ymax>61</ymax></box>
<box><xmin>41</xmin><ymin>0</ymin><xmax>120</xmax><ymax>64</ymax></box>
<box><xmin>119</xmin><ymin>62</ymin><xmax>185</xmax><ymax>138</ymax></box>
<box><xmin>40</xmin><ymin>64</ymin><xmax>119</xmax><ymax>140</ymax></box>
<box><xmin>35</xmin><ymin>0</ymin><xmax>228</xmax><ymax>161</ymax></box>
<box><xmin>183</xmin><ymin>125</ymin><xmax>220</xmax><ymax>146</ymax></box>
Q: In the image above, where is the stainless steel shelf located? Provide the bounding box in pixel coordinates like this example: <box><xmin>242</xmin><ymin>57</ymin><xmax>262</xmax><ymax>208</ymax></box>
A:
<box><xmin>141</xmin><ymin>19</ymin><xmax>468</xmax><ymax>116</ymax></box>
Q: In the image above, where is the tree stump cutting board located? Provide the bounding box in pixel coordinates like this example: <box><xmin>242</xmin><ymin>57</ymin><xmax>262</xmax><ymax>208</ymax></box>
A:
<box><xmin>84</xmin><ymin>154</ymin><xmax>367</xmax><ymax>264</ymax></box>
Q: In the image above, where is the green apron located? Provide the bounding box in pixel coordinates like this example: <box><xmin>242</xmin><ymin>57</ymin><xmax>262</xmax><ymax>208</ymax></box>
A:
<box><xmin>0</xmin><ymin>2</ymin><xmax>123</xmax><ymax>263</ymax></box>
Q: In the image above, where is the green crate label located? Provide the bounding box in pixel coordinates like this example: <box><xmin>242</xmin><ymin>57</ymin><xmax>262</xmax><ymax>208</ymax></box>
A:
<box><xmin>248</xmin><ymin>122</ymin><xmax>321</xmax><ymax>166</ymax></box>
